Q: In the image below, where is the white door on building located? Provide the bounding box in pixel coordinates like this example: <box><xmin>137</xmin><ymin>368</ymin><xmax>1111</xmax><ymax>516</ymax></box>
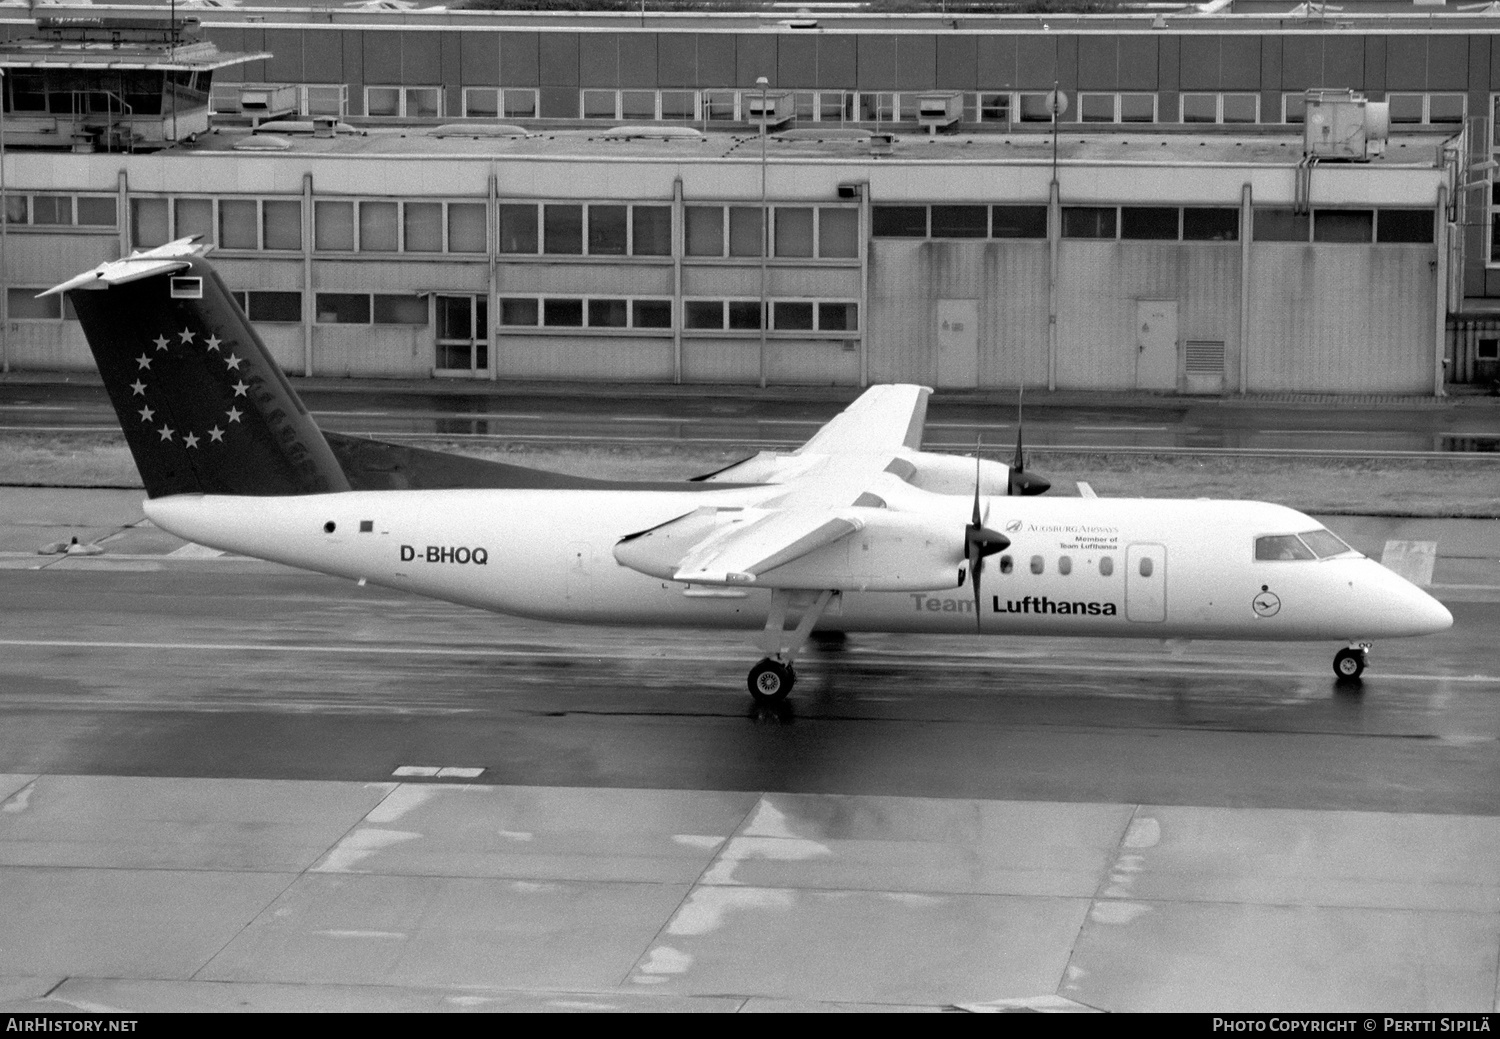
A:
<box><xmin>435</xmin><ymin>295</ymin><xmax>489</xmax><ymax>376</ymax></box>
<box><xmin>936</xmin><ymin>299</ymin><xmax>979</xmax><ymax>388</ymax></box>
<box><xmin>1135</xmin><ymin>299</ymin><xmax>1178</xmax><ymax>391</ymax></box>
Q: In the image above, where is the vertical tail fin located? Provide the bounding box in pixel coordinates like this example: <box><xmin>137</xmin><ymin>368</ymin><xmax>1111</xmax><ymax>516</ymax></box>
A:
<box><xmin>46</xmin><ymin>239</ymin><xmax>349</xmax><ymax>498</ymax></box>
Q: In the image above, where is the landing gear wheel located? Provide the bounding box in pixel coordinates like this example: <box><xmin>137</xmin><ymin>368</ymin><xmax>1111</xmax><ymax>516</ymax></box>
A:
<box><xmin>1333</xmin><ymin>647</ymin><xmax>1367</xmax><ymax>681</ymax></box>
<box><xmin>748</xmin><ymin>657</ymin><xmax>795</xmax><ymax>703</ymax></box>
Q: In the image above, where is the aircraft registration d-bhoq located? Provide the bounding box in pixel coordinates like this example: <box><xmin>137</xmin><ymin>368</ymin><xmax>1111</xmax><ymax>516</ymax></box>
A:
<box><xmin>48</xmin><ymin>241</ymin><xmax>1452</xmax><ymax>702</ymax></box>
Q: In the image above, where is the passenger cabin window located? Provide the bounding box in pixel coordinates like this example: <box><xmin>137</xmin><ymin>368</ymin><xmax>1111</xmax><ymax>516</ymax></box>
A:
<box><xmin>1099</xmin><ymin>556</ymin><xmax>1114</xmax><ymax>577</ymax></box>
<box><xmin>1059</xmin><ymin>555</ymin><xmax>1072</xmax><ymax>576</ymax></box>
<box><xmin>999</xmin><ymin>555</ymin><xmax>1013</xmax><ymax>574</ymax></box>
<box><xmin>1139</xmin><ymin>557</ymin><xmax>1153</xmax><ymax>578</ymax></box>
<box><xmin>1030</xmin><ymin>555</ymin><xmax>1044</xmax><ymax>575</ymax></box>
<box><xmin>1256</xmin><ymin>534</ymin><xmax>1316</xmax><ymax>561</ymax></box>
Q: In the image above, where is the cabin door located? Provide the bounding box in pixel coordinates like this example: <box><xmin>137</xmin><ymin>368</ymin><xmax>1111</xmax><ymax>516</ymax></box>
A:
<box><xmin>1125</xmin><ymin>543</ymin><xmax>1167</xmax><ymax>623</ymax></box>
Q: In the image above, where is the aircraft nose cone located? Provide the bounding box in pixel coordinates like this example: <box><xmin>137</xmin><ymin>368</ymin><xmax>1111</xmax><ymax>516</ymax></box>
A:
<box><xmin>1409</xmin><ymin>587</ymin><xmax>1453</xmax><ymax>635</ymax></box>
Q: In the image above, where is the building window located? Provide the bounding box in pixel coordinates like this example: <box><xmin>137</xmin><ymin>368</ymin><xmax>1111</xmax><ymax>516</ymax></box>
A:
<box><xmin>373</xmin><ymin>295</ymin><xmax>428</xmax><ymax>325</ymax></box>
<box><xmin>218</xmin><ymin>200</ymin><xmax>259</xmax><ymax>250</ymax></box>
<box><xmin>728</xmin><ymin>208</ymin><xmax>763</xmax><ymax>257</ymax></box>
<box><xmin>1254</xmin><ymin>208</ymin><xmax>1309</xmax><ymax>243</ymax></box>
<box><xmin>463</xmin><ymin>87</ymin><xmax>499</xmax><ymax>118</ymax></box>
<box><xmin>1062</xmin><ymin>207</ymin><xmax>1117</xmax><ymax>240</ymax></box>
<box><xmin>1077</xmin><ymin>92</ymin><xmax>1155</xmax><ymax>124</ymax></box>
<box><xmin>1376</xmin><ymin>209</ymin><xmax>1433</xmax><ymax>245</ymax></box>
<box><xmin>588</xmin><ymin>205</ymin><xmax>628</xmax><ymax>255</ymax></box>
<box><xmin>931</xmin><ymin>205</ymin><xmax>988</xmax><ymax>238</ymax></box>
<box><xmin>818</xmin><ymin>301</ymin><xmax>858</xmax><ymax>331</ymax></box>
<box><xmin>820</xmin><ymin>209</ymin><xmax>859</xmax><ymax>257</ymax></box>
<box><xmin>1183</xmin><ymin>208</ymin><xmax>1240</xmax><ymax>241</ymax></box>
<box><xmin>774</xmin><ymin>301</ymin><xmax>814</xmax><ymax>330</ymax></box>
<box><xmin>315</xmin><ymin>201</ymin><xmax>354</xmax><ymax>251</ymax></box>
<box><xmin>499</xmin><ymin>296</ymin><xmax>674</xmax><ymax>329</ymax></box>
<box><xmin>499</xmin><ymin>204</ymin><xmax>539</xmax><ymax>253</ymax></box>
<box><xmin>175</xmin><ymin>198</ymin><xmax>214</xmax><ymax>244</ymax></box>
<box><xmin>246</xmin><ymin>291</ymin><xmax>302</xmax><ymax>323</ymax></box>
<box><xmin>7</xmin><ymin>288</ymin><xmax>62</xmax><ymax>320</ymax></box>
<box><xmin>315</xmin><ymin>293</ymin><xmax>372</xmax><ymax>323</ymax></box>
<box><xmin>1017</xmin><ymin>92</ymin><xmax>1060</xmax><ymax>123</ymax></box>
<box><xmin>365</xmin><ymin>85</ymin><xmax>441</xmax><ymax>118</ymax></box>
<box><xmin>1313</xmin><ymin>210</ymin><xmax>1373</xmax><ymax>244</ymax></box>
<box><xmin>402</xmin><ymin>203</ymin><xmax>441</xmax><ymax>252</ymax></box>
<box><xmin>544</xmin><ymin>204</ymin><xmax>583</xmax><ymax>254</ymax></box>
<box><xmin>634</xmin><ymin>206</ymin><xmax>672</xmax><ymax>256</ymax></box>
<box><xmin>1120</xmin><ymin>207</ymin><xmax>1179</xmax><ymax>241</ymax></box>
<box><xmin>263</xmin><ymin>200</ymin><xmax>302</xmax><ymax>251</ymax></box>
<box><xmin>1180</xmin><ymin>93</ymin><xmax>1258</xmax><ymax>124</ymax></box>
<box><xmin>1388</xmin><ymin>93</ymin><xmax>1465</xmax><ymax>126</ymax></box>
<box><xmin>1478</xmin><ymin>338</ymin><xmax>1499</xmax><ymax>361</ymax></box>
<box><xmin>359</xmin><ymin>202</ymin><xmax>400</xmax><ymax>252</ymax></box>
<box><xmin>775</xmin><ymin>207</ymin><xmax>815</xmax><ymax>257</ymax></box>
<box><xmin>992</xmin><ymin>205</ymin><xmax>1047</xmax><ymax>239</ymax></box>
<box><xmin>686</xmin><ymin>206</ymin><xmax>724</xmax><ymax>255</ymax></box>
<box><xmin>1282</xmin><ymin>93</ymin><xmax>1306</xmax><ymax>125</ymax></box>
<box><xmin>872</xmin><ymin>206</ymin><xmax>928</xmax><ymax>237</ymax></box>
<box><xmin>728</xmin><ymin>300</ymin><xmax>763</xmax><ymax>330</ymax></box>
<box><xmin>76</xmin><ymin>197</ymin><xmax>117</xmax><ymax>226</ymax></box>
<box><xmin>448</xmin><ymin>203</ymin><xmax>487</xmax><ymax>253</ymax></box>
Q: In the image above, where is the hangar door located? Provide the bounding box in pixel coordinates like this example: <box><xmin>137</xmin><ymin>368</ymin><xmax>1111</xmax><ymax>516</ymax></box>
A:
<box><xmin>1135</xmin><ymin>300</ymin><xmax>1178</xmax><ymax>391</ymax></box>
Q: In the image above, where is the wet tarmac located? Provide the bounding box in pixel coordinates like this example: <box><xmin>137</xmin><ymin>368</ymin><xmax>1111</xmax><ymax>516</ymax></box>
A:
<box><xmin>6</xmin><ymin>380</ymin><xmax>1500</xmax><ymax>455</ymax></box>
<box><xmin>1</xmin><ymin>489</ymin><xmax>1497</xmax><ymax>1011</ymax></box>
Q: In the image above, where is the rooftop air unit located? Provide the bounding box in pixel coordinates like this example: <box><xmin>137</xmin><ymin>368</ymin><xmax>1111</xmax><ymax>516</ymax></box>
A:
<box><xmin>1303</xmin><ymin>89</ymin><xmax>1389</xmax><ymax>161</ymax></box>
<box><xmin>916</xmin><ymin>92</ymin><xmax>962</xmax><ymax>134</ymax></box>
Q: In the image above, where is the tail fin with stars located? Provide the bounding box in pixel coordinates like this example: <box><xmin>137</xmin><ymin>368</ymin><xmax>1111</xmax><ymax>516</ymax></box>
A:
<box><xmin>44</xmin><ymin>239</ymin><xmax>350</xmax><ymax>498</ymax></box>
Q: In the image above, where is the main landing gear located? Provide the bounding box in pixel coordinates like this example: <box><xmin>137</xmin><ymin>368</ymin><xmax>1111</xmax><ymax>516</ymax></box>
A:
<box><xmin>747</xmin><ymin>589</ymin><xmax>836</xmax><ymax>703</ymax></box>
<box><xmin>1333</xmin><ymin>643</ymin><xmax>1371</xmax><ymax>682</ymax></box>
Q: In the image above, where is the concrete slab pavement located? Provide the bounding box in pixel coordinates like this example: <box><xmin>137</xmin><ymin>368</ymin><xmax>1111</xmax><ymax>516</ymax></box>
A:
<box><xmin>0</xmin><ymin>777</ymin><xmax>1495</xmax><ymax>1013</ymax></box>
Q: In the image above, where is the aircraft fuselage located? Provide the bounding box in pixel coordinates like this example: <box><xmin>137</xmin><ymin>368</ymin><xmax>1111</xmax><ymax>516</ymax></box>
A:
<box><xmin>144</xmin><ymin>488</ymin><xmax>1452</xmax><ymax>644</ymax></box>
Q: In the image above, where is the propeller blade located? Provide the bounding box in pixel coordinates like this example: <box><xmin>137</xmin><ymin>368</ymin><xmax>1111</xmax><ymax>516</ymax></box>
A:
<box><xmin>1007</xmin><ymin>385</ymin><xmax>1052</xmax><ymax>496</ymax></box>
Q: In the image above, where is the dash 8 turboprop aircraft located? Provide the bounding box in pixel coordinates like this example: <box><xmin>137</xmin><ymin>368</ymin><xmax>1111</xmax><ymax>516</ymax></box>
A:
<box><xmin>49</xmin><ymin>240</ymin><xmax>1452</xmax><ymax>702</ymax></box>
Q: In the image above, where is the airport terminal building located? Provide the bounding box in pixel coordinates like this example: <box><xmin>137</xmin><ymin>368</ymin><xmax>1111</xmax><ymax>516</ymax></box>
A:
<box><xmin>0</xmin><ymin>3</ymin><xmax>1490</xmax><ymax>394</ymax></box>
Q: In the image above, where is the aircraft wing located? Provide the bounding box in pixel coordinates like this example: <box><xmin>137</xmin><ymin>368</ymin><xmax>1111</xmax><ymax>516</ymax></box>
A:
<box><xmin>795</xmin><ymin>383</ymin><xmax>931</xmax><ymax>455</ymax></box>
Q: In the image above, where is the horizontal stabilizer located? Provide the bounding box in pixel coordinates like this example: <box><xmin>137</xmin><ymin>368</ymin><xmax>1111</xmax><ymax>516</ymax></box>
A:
<box><xmin>40</xmin><ymin>238</ymin><xmax>208</xmax><ymax>297</ymax></box>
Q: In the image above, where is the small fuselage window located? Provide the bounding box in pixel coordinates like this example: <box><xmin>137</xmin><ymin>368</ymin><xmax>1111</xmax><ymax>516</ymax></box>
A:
<box><xmin>1099</xmin><ymin>556</ymin><xmax>1114</xmax><ymax>577</ymax></box>
<box><xmin>1000</xmin><ymin>554</ymin><xmax>1014</xmax><ymax>574</ymax></box>
<box><xmin>1030</xmin><ymin>555</ymin><xmax>1045</xmax><ymax>575</ymax></box>
<box><xmin>1059</xmin><ymin>555</ymin><xmax>1072</xmax><ymax>576</ymax></box>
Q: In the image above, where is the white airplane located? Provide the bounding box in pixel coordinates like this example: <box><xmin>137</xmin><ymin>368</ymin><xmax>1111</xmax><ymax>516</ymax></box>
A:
<box><xmin>47</xmin><ymin>241</ymin><xmax>1453</xmax><ymax>702</ymax></box>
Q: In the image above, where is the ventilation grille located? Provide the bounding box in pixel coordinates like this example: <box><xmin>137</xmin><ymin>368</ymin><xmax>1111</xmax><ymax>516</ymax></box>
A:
<box><xmin>1185</xmin><ymin>340</ymin><xmax>1226</xmax><ymax>374</ymax></box>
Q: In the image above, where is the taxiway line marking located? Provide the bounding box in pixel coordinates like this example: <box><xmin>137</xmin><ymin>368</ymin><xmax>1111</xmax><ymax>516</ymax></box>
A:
<box><xmin>0</xmin><ymin>638</ymin><xmax>1493</xmax><ymax>685</ymax></box>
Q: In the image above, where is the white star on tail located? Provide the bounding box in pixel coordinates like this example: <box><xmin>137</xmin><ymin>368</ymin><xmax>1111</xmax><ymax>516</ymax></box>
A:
<box><xmin>183</xmin><ymin>432</ymin><xmax>199</xmax><ymax>449</ymax></box>
<box><xmin>224</xmin><ymin>354</ymin><xmax>243</xmax><ymax>371</ymax></box>
<box><xmin>204</xmin><ymin>335</ymin><xmax>222</xmax><ymax>352</ymax></box>
<box><xmin>178</xmin><ymin>328</ymin><xmax>195</xmax><ymax>345</ymax></box>
<box><xmin>153</xmin><ymin>335</ymin><xmax>170</xmax><ymax>352</ymax></box>
<box><xmin>208</xmin><ymin>426</ymin><xmax>224</xmax><ymax>443</ymax></box>
<box><xmin>130</xmin><ymin>380</ymin><xmax>146</xmax><ymax>397</ymax></box>
<box><xmin>135</xmin><ymin>354</ymin><xmax>152</xmax><ymax>370</ymax></box>
<box><xmin>157</xmin><ymin>426</ymin><xmax>174</xmax><ymax>442</ymax></box>
<box><xmin>138</xmin><ymin>406</ymin><xmax>154</xmax><ymax>422</ymax></box>
<box><xmin>226</xmin><ymin>407</ymin><xmax>242</xmax><ymax>424</ymax></box>
<box><xmin>232</xmin><ymin>381</ymin><xmax>249</xmax><ymax>397</ymax></box>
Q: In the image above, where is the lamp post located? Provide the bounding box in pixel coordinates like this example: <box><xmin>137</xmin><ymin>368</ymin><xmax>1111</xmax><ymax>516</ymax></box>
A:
<box><xmin>757</xmin><ymin>75</ymin><xmax>768</xmax><ymax>389</ymax></box>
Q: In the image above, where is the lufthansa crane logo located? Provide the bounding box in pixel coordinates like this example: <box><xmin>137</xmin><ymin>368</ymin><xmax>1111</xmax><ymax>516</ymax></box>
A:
<box><xmin>1252</xmin><ymin>590</ymin><xmax>1281</xmax><ymax>618</ymax></box>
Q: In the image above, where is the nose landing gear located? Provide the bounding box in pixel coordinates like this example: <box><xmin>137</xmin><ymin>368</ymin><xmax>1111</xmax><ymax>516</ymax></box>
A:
<box><xmin>1333</xmin><ymin>643</ymin><xmax>1370</xmax><ymax>681</ymax></box>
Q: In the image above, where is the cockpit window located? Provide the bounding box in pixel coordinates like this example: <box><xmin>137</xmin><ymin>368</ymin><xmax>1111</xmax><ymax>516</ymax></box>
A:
<box><xmin>1299</xmin><ymin>528</ymin><xmax>1354</xmax><ymax>559</ymax></box>
<box><xmin>1255</xmin><ymin>534</ymin><xmax>1316</xmax><ymax>561</ymax></box>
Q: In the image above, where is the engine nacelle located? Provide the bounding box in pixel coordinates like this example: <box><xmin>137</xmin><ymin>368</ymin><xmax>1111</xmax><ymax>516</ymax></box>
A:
<box><xmin>889</xmin><ymin>450</ymin><xmax>1012</xmax><ymax>497</ymax></box>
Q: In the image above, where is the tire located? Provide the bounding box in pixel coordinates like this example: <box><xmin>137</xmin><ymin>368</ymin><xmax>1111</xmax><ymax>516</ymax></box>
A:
<box><xmin>748</xmin><ymin>658</ymin><xmax>795</xmax><ymax>703</ymax></box>
<box><xmin>1333</xmin><ymin>647</ymin><xmax>1366</xmax><ymax>680</ymax></box>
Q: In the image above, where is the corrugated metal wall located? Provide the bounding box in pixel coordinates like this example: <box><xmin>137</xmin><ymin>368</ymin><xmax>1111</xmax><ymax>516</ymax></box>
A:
<box><xmin>1056</xmin><ymin>242</ymin><xmax>1241</xmax><ymax>391</ymax></box>
<box><xmin>1247</xmin><ymin>244</ymin><xmax>1435</xmax><ymax>393</ymax></box>
<box><xmin>1449</xmin><ymin>316</ymin><xmax>1500</xmax><ymax>385</ymax></box>
<box><xmin>867</xmin><ymin>240</ymin><xmax>1048</xmax><ymax>387</ymax></box>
